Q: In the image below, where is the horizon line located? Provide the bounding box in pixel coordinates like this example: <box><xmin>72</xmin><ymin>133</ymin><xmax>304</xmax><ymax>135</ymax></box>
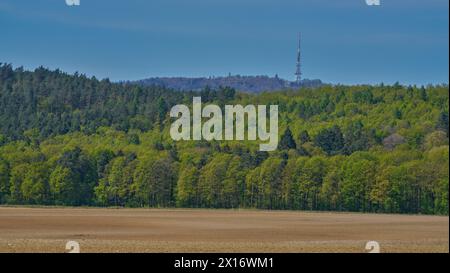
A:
<box><xmin>1</xmin><ymin>61</ymin><xmax>448</xmax><ymax>88</ymax></box>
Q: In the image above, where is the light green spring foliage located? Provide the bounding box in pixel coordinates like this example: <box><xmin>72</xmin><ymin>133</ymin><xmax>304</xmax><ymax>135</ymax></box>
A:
<box><xmin>0</xmin><ymin>65</ymin><xmax>448</xmax><ymax>214</ymax></box>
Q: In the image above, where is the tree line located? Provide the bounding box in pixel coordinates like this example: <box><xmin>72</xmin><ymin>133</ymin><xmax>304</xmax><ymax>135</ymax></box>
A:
<box><xmin>0</xmin><ymin>63</ymin><xmax>448</xmax><ymax>214</ymax></box>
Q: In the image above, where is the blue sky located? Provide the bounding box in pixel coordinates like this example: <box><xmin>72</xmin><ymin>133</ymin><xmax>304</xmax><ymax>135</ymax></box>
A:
<box><xmin>0</xmin><ymin>0</ymin><xmax>448</xmax><ymax>85</ymax></box>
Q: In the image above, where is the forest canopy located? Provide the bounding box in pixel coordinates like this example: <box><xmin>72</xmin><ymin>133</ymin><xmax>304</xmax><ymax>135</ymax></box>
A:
<box><xmin>0</xmin><ymin>63</ymin><xmax>448</xmax><ymax>215</ymax></box>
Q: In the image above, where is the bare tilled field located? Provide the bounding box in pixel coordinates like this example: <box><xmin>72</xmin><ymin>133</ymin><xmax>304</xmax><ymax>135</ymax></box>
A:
<box><xmin>0</xmin><ymin>207</ymin><xmax>448</xmax><ymax>253</ymax></box>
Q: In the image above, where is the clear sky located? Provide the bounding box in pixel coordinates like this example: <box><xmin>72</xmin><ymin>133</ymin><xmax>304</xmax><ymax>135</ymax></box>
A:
<box><xmin>0</xmin><ymin>0</ymin><xmax>448</xmax><ymax>85</ymax></box>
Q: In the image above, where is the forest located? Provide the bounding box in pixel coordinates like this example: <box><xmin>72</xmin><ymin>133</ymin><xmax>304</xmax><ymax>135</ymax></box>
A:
<box><xmin>0</xmin><ymin>63</ymin><xmax>448</xmax><ymax>215</ymax></box>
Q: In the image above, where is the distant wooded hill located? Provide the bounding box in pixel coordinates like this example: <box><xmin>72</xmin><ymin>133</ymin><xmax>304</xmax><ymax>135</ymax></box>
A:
<box><xmin>135</xmin><ymin>75</ymin><xmax>323</xmax><ymax>93</ymax></box>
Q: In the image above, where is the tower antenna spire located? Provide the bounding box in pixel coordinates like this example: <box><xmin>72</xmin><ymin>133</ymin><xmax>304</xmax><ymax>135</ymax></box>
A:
<box><xmin>295</xmin><ymin>33</ymin><xmax>302</xmax><ymax>84</ymax></box>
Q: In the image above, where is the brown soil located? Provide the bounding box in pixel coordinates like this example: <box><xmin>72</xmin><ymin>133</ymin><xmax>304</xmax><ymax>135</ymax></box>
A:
<box><xmin>0</xmin><ymin>207</ymin><xmax>448</xmax><ymax>253</ymax></box>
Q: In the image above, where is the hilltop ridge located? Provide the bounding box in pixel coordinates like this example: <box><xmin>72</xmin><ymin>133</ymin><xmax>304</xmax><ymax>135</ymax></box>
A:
<box><xmin>135</xmin><ymin>75</ymin><xmax>323</xmax><ymax>93</ymax></box>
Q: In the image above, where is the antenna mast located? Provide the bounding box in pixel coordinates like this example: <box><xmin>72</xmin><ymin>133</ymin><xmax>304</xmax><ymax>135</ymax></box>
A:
<box><xmin>295</xmin><ymin>33</ymin><xmax>302</xmax><ymax>84</ymax></box>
